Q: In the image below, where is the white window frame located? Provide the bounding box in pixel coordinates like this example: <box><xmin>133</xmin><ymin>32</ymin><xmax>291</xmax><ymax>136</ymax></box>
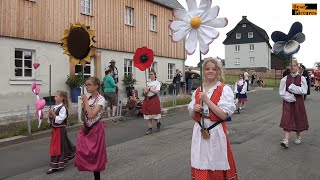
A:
<box><xmin>148</xmin><ymin>62</ymin><xmax>158</xmax><ymax>73</ymax></box>
<box><xmin>235</xmin><ymin>58</ymin><xmax>240</xmax><ymax>65</ymax></box>
<box><xmin>81</xmin><ymin>0</ymin><xmax>92</xmax><ymax>16</ymax></box>
<box><xmin>236</xmin><ymin>33</ymin><xmax>241</xmax><ymax>39</ymax></box>
<box><xmin>235</xmin><ymin>45</ymin><xmax>240</xmax><ymax>52</ymax></box>
<box><xmin>248</xmin><ymin>32</ymin><xmax>253</xmax><ymax>38</ymax></box>
<box><xmin>150</xmin><ymin>14</ymin><xmax>157</xmax><ymax>32</ymax></box>
<box><xmin>124</xmin><ymin>59</ymin><xmax>133</xmax><ymax>76</ymax></box>
<box><xmin>168</xmin><ymin>63</ymin><xmax>175</xmax><ymax>80</ymax></box>
<box><xmin>242</xmin><ymin>24</ymin><xmax>246</xmax><ymax>27</ymax></box>
<box><xmin>75</xmin><ymin>57</ymin><xmax>95</xmax><ymax>79</ymax></box>
<box><xmin>14</xmin><ymin>49</ymin><xmax>35</xmax><ymax>79</ymax></box>
<box><xmin>249</xmin><ymin>57</ymin><xmax>255</xmax><ymax>64</ymax></box>
<box><xmin>249</xmin><ymin>44</ymin><xmax>254</xmax><ymax>51</ymax></box>
<box><xmin>125</xmin><ymin>7</ymin><xmax>134</xmax><ymax>26</ymax></box>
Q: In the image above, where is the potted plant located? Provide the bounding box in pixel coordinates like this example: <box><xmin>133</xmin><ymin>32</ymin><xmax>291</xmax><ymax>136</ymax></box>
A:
<box><xmin>65</xmin><ymin>74</ymin><xmax>84</xmax><ymax>103</ymax></box>
<box><xmin>122</xmin><ymin>73</ymin><xmax>137</xmax><ymax>95</ymax></box>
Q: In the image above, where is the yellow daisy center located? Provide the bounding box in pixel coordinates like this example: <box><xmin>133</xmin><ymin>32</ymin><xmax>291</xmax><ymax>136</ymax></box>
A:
<box><xmin>190</xmin><ymin>16</ymin><xmax>201</xmax><ymax>29</ymax></box>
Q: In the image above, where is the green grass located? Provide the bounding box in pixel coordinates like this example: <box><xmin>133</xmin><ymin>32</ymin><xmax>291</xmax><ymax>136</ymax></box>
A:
<box><xmin>225</xmin><ymin>74</ymin><xmax>280</xmax><ymax>87</ymax></box>
<box><xmin>0</xmin><ymin>118</ymin><xmax>79</xmax><ymax>139</ymax></box>
<box><xmin>163</xmin><ymin>96</ymin><xmax>191</xmax><ymax>108</ymax></box>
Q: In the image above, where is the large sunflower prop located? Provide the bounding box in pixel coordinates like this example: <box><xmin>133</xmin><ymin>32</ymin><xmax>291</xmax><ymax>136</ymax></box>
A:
<box><xmin>61</xmin><ymin>22</ymin><xmax>96</xmax><ymax>65</ymax></box>
<box><xmin>133</xmin><ymin>46</ymin><xmax>154</xmax><ymax>71</ymax></box>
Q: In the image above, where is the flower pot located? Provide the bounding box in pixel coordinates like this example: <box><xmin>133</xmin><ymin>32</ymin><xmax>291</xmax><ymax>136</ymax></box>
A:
<box><xmin>70</xmin><ymin>88</ymin><xmax>81</xmax><ymax>103</ymax></box>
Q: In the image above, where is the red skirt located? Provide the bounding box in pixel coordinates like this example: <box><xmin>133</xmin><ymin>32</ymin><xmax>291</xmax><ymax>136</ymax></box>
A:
<box><xmin>191</xmin><ymin>122</ymin><xmax>238</xmax><ymax>180</ymax></box>
<box><xmin>280</xmin><ymin>95</ymin><xmax>309</xmax><ymax>132</ymax></box>
<box><xmin>141</xmin><ymin>95</ymin><xmax>161</xmax><ymax>115</ymax></box>
<box><xmin>74</xmin><ymin>121</ymin><xmax>107</xmax><ymax>172</ymax></box>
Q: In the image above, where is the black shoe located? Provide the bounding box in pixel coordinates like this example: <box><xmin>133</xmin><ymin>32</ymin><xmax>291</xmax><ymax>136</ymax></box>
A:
<box><xmin>157</xmin><ymin>122</ymin><xmax>161</xmax><ymax>132</ymax></box>
<box><xmin>146</xmin><ymin>128</ymin><xmax>152</xmax><ymax>135</ymax></box>
<box><xmin>46</xmin><ymin>168</ymin><xmax>58</xmax><ymax>174</ymax></box>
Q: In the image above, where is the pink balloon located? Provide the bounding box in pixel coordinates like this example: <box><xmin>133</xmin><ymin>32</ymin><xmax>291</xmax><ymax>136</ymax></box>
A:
<box><xmin>35</xmin><ymin>86</ymin><xmax>40</xmax><ymax>95</ymax></box>
<box><xmin>36</xmin><ymin>99</ymin><xmax>46</xmax><ymax>110</ymax></box>
<box><xmin>36</xmin><ymin>109</ymin><xmax>44</xmax><ymax>119</ymax></box>
<box><xmin>33</xmin><ymin>62</ymin><xmax>40</xmax><ymax>69</ymax></box>
<box><xmin>31</xmin><ymin>81</ymin><xmax>36</xmax><ymax>91</ymax></box>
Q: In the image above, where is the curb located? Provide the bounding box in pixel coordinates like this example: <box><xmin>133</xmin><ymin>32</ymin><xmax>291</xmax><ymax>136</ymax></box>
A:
<box><xmin>0</xmin><ymin>105</ymin><xmax>188</xmax><ymax>148</ymax></box>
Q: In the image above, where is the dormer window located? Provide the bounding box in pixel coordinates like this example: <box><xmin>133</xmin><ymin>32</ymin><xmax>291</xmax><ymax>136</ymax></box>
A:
<box><xmin>236</xmin><ymin>33</ymin><xmax>241</xmax><ymax>39</ymax></box>
<box><xmin>242</xmin><ymin>24</ymin><xmax>246</xmax><ymax>27</ymax></box>
<box><xmin>248</xmin><ymin>32</ymin><xmax>253</xmax><ymax>38</ymax></box>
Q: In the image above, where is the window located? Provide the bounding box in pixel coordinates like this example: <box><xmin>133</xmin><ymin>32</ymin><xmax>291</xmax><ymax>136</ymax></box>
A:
<box><xmin>148</xmin><ymin>62</ymin><xmax>158</xmax><ymax>73</ymax></box>
<box><xmin>124</xmin><ymin>59</ymin><xmax>133</xmax><ymax>76</ymax></box>
<box><xmin>169</xmin><ymin>20</ymin><xmax>174</xmax><ymax>36</ymax></box>
<box><xmin>14</xmin><ymin>49</ymin><xmax>34</xmax><ymax>78</ymax></box>
<box><xmin>75</xmin><ymin>57</ymin><xmax>94</xmax><ymax>79</ymax></box>
<box><xmin>150</xmin><ymin>14</ymin><xmax>157</xmax><ymax>32</ymax></box>
<box><xmin>249</xmin><ymin>57</ymin><xmax>255</xmax><ymax>64</ymax></box>
<box><xmin>235</xmin><ymin>45</ymin><xmax>240</xmax><ymax>52</ymax></box>
<box><xmin>248</xmin><ymin>32</ymin><xmax>253</xmax><ymax>38</ymax></box>
<box><xmin>81</xmin><ymin>0</ymin><xmax>92</xmax><ymax>15</ymax></box>
<box><xmin>236</xmin><ymin>33</ymin><xmax>241</xmax><ymax>39</ymax></box>
<box><xmin>125</xmin><ymin>7</ymin><xmax>134</xmax><ymax>26</ymax></box>
<box><xmin>168</xmin><ymin>63</ymin><xmax>175</xmax><ymax>79</ymax></box>
<box><xmin>242</xmin><ymin>24</ymin><xmax>246</xmax><ymax>27</ymax></box>
<box><xmin>249</xmin><ymin>44</ymin><xmax>254</xmax><ymax>51</ymax></box>
<box><xmin>235</xmin><ymin>58</ymin><xmax>240</xmax><ymax>65</ymax></box>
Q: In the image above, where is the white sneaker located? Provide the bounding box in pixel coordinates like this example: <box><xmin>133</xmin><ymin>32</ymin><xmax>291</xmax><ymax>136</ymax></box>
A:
<box><xmin>280</xmin><ymin>139</ymin><xmax>289</xmax><ymax>148</ymax></box>
<box><xmin>295</xmin><ymin>137</ymin><xmax>302</xmax><ymax>144</ymax></box>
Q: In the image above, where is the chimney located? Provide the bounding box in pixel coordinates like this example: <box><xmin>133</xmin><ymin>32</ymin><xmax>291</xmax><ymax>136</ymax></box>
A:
<box><xmin>242</xmin><ymin>16</ymin><xmax>247</xmax><ymax>19</ymax></box>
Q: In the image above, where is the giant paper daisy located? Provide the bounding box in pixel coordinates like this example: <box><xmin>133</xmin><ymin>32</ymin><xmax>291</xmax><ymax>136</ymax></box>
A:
<box><xmin>61</xmin><ymin>22</ymin><xmax>96</xmax><ymax>65</ymax></box>
<box><xmin>169</xmin><ymin>0</ymin><xmax>228</xmax><ymax>55</ymax></box>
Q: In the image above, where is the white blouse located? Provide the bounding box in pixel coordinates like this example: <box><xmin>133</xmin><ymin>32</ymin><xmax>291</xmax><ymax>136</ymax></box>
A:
<box><xmin>52</xmin><ymin>103</ymin><xmax>67</xmax><ymax>124</ymax></box>
<box><xmin>234</xmin><ymin>80</ymin><xmax>247</xmax><ymax>94</ymax></box>
<box><xmin>188</xmin><ymin>82</ymin><xmax>236</xmax><ymax>116</ymax></box>
<box><xmin>279</xmin><ymin>74</ymin><xmax>307</xmax><ymax>103</ymax></box>
<box><xmin>146</xmin><ymin>80</ymin><xmax>161</xmax><ymax>97</ymax></box>
<box><xmin>85</xmin><ymin>95</ymin><xmax>106</xmax><ymax>127</ymax></box>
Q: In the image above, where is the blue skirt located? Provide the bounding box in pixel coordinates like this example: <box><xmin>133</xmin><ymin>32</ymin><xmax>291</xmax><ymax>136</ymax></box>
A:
<box><xmin>236</xmin><ymin>93</ymin><xmax>247</xmax><ymax>102</ymax></box>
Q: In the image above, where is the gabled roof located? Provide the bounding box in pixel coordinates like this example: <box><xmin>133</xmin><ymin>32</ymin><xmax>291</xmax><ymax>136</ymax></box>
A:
<box><xmin>152</xmin><ymin>0</ymin><xmax>185</xmax><ymax>9</ymax></box>
<box><xmin>223</xmin><ymin>16</ymin><xmax>271</xmax><ymax>48</ymax></box>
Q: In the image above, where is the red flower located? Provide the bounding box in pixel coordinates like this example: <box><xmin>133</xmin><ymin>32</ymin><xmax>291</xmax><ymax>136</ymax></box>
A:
<box><xmin>133</xmin><ymin>46</ymin><xmax>154</xmax><ymax>71</ymax></box>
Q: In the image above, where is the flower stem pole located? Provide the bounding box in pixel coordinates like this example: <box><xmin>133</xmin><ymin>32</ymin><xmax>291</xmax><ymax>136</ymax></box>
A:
<box><xmin>200</xmin><ymin>52</ymin><xmax>204</xmax><ymax>130</ymax></box>
<box><xmin>81</xmin><ymin>65</ymin><xmax>84</xmax><ymax>94</ymax></box>
<box><xmin>145</xmin><ymin>70</ymin><xmax>148</xmax><ymax>87</ymax></box>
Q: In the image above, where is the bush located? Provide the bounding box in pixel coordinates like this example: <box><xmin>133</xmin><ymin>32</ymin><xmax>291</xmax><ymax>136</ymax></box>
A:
<box><xmin>65</xmin><ymin>74</ymin><xmax>85</xmax><ymax>89</ymax></box>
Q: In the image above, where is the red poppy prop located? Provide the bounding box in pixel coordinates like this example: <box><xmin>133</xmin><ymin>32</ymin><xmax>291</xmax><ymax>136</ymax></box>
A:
<box><xmin>133</xmin><ymin>47</ymin><xmax>154</xmax><ymax>71</ymax></box>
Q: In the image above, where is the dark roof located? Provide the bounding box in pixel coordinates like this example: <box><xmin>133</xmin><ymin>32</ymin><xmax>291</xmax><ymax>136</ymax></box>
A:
<box><xmin>152</xmin><ymin>0</ymin><xmax>184</xmax><ymax>9</ymax></box>
<box><xmin>223</xmin><ymin>16</ymin><xmax>271</xmax><ymax>48</ymax></box>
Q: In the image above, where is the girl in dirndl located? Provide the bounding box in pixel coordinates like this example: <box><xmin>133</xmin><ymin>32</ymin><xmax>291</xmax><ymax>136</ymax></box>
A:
<box><xmin>279</xmin><ymin>60</ymin><xmax>309</xmax><ymax>148</ymax></box>
<box><xmin>47</xmin><ymin>91</ymin><xmax>75</xmax><ymax>174</ymax></box>
<box><xmin>74</xmin><ymin>77</ymin><xmax>107</xmax><ymax>180</ymax></box>
<box><xmin>142</xmin><ymin>70</ymin><xmax>162</xmax><ymax>135</ymax></box>
<box><xmin>188</xmin><ymin>58</ymin><xmax>238</xmax><ymax>180</ymax></box>
<box><xmin>234</xmin><ymin>74</ymin><xmax>248</xmax><ymax>110</ymax></box>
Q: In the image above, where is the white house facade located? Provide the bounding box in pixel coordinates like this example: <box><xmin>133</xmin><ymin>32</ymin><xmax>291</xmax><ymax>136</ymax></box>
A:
<box><xmin>223</xmin><ymin>16</ymin><xmax>272</xmax><ymax>69</ymax></box>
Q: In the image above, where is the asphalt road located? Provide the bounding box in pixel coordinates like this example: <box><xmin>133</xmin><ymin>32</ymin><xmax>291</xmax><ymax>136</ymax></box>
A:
<box><xmin>1</xmin><ymin>88</ymin><xmax>320</xmax><ymax>180</ymax></box>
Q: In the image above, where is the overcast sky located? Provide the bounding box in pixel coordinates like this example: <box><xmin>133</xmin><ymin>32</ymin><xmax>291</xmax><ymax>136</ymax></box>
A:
<box><xmin>177</xmin><ymin>0</ymin><xmax>319</xmax><ymax>68</ymax></box>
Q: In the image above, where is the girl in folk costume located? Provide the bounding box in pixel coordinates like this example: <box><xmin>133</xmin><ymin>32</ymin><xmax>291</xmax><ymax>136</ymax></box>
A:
<box><xmin>142</xmin><ymin>70</ymin><xmax>162</xmax><ymax>135</ymax></box>
<box><xmin>188</xmin><ymin>58</ymin><xmax>238</xmax><ymax>180</ymax></box>
<box><xmin>279</xmin><ymin>60</ymin><xmax>309</xmax><ymax>148</ymax></box>
<box><xmin>74</xmin><ymin>77</ymin><xmax>107</xmax><ymax>180</ymax></box>
<box><xmin>234</xmin><ymin>74</ymin><xmax>248</xmax><ymax>109</ymax></box>
<box><xmin>47</xmin><ymin>91</ymin><xmax>76</xmax><ymax>174</ymax></box>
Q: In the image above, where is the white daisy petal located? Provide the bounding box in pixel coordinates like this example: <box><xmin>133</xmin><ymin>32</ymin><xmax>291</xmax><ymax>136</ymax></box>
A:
<box><xmin>185</xmin><ymin>30</ymin><xmax>198</xmax><ymax>55</ymax></box>
<box><xmin>171</xmin><ymin>27</ymin><xmax>191</xmax><ymax>42</ymax></box>
<box><xmin>198</xmin><ymin>35</ymin><xmax>209</xmax><ymax>55</ymax></box>
<box><xmin>169</xmin><ymin>21</ymin><xmax>189</xmax><ymax>32</ymax></box>
<box><xmin>198</xmin><ymin>0</ymin><xmax>212</xmax><ymax>14</ymax></box>
<box><xmin>186</xmin><ymin>0</ymin><xmax>198</xmax><ymax>13</ymax></box>
<box><xmin>173</xmin><ymin>9</ymin><xmax>191</xmax><ymax>22</ymax></box>
<box><xmin>204</xmin><ymin>17</ymin><xmax>228</xmax><ymax>28</ymax></box>
<box><xmin>199</xmin><ymin>25</ymin><xmax>219</xmax><ymax>44</ymax></box>
<box><xmin>201</xmin><ymin>6</ymin><xmax>220</xmax><ymax>23</ymax></box>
